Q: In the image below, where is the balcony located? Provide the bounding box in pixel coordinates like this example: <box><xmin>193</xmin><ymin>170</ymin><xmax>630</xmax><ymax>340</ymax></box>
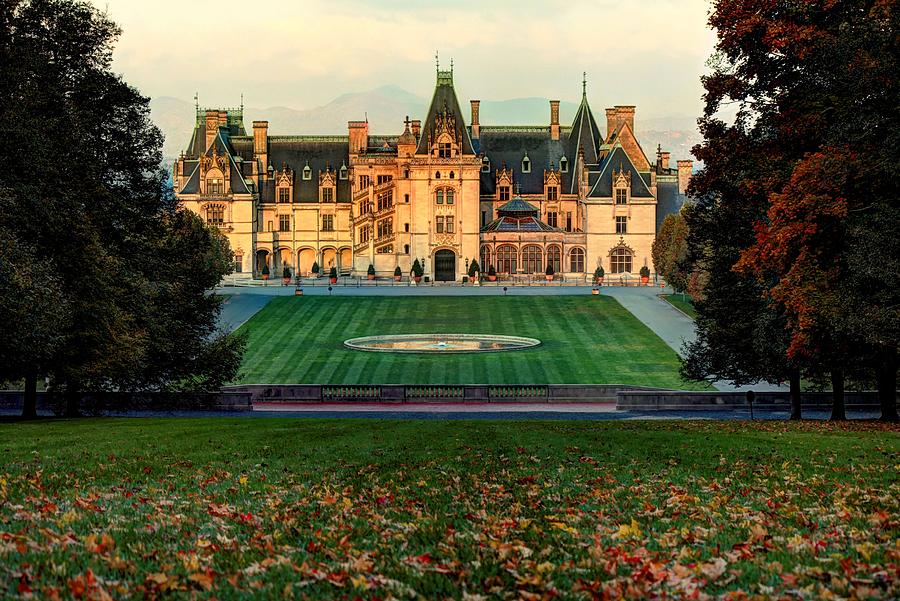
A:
<box><xmin>353</xmin><ymin>187</ymin><xmax>370</xmax><ymax>202</ymax></box>
<box><xmin>354</xmin><ymin>240</ymin><xmax>370</xmax><ymax>253</ymax></box>
<box><xmin>374</xmin><ymin>233</ymin><xmax>395</xmax><ymax>246</ymax></box>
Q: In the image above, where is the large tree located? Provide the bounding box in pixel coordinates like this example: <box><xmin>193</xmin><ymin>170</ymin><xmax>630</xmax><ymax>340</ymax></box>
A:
<box><xmin>687</xmin><ymin>0</ymin><xmax>899</xmax><ymax>420</ymax></box>
<box><xmin>0</xmin><ymin>0</ymin><xmax>243</xmax><ymax>416</ymax></box>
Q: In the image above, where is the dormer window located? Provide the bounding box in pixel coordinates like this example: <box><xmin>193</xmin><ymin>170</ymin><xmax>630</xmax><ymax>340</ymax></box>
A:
<box><xmin>522</xmin><ymin>154</ymin><xmax>531</xmax><ymax>173</ymax></box>
<box><xmin>206</xmin><ymin>178</ymin><xmax>224</xmax><ymax>196</ymax></box>
<box><xmin>322</xmin><ymin>187</ymin><xmax>334</xmax><ymax>202</ymax></box>
<box><xmin>547</xmin><ymin>186</ymin><xmax>558</xmax><ymax>201</ymax></box>
<box><xmin>615</xmin><ymin>189</ymin><xmax>627</xmax><ymax>205</ymax></box>
<box><xmin>499</xmin><ymin>186</ymin><xmax>511</xmax><ymax>201</ymax></box>
<box><xmin>339</xmin><ymin>163</ymin><xmax>348</xmax><ymax>180</ymax></box>
<box><xmin>482</xmin><ymin>156</ymin><xmax>490</xmax><ymax>173</ymax></box>
<box><xmin>278</xmin><ymin>188</ymin><xmax>290</xmax><ymax>203</ymax></box>
<box><xmin>439</xmin><ymin>142</ymin><xmax>452</xmax><ymax>158</ymax></box>
<box><xmin>560</xmin><ymin>156</ymin><xmax>568</xmax><ymax>173</ymax></box>
<box><xmin>302</xmin><ymin>162</ymin><xmax>312</xmax><ymax>180</ymax></box>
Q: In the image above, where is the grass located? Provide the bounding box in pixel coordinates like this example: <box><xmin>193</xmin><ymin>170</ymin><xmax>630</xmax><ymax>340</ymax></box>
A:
<box><xmin>661</xmin><ymin>293</ymin><xmax>697</xmax><ymax>319</ymax></box>
<box><xmin>1</xmin><ymin>419</ymin><xmax>897</xmax><ymax>598</ymax></box>
<box><xmin>235</xmin><ymin>296</ymin><xmax>704</xmax><ymax>388</ymax></box>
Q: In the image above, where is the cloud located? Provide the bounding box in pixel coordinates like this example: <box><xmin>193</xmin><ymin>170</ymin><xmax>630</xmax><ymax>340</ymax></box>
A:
<box><xmin>93</xmin><ymin>0</ymin><xmax>714</xmax><ymax>118</ymax></box>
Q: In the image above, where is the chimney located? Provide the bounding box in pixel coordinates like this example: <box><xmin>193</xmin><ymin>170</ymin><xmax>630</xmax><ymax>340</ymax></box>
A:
<box><xmin>470</xmin><ymin>100</ymin><xmax>480</xmax><ymax>140</ymax></box>
<box><xmin>659</xmin><ymin>151</ymin><xmax>670</xmax><ymax>171</ymax></box>
<box><xmin>253</xmin><ymin>121</ymin><xmax>268</xmax><ymax>170</ymax></box>
<box><xmin>605</xmin><ymin>108</ymin><xmax>618</xmax><ymax>141</ymax></box>
<box><xmin>550</xmin><ymin>100</ymin><xmax>560</xmax><ymax>141</ymax></box>
<box><xmin>677</xmin><ymin>160</ymin><xmax>693</xmax><ymax>195</ymax></box>
<box><xmin>218</xmin><ymin>110</ymin><xmax>228</xmax><ymax>127</ymax></box>
<box><xmin>204</xmin><ymin>110</ymin><xmax>218</xmax><ymax>150</ymax></box>
<box><xmin>615</xmin><ymin>106</ymin><xmax>635</xmax><ymax>132</ymax></box>
<box><xmin>348</xmin><ymin>120</ymin><xmax>369</xmax><ymax>155</ymax></box>
<box><xmin>411</xmin><ymin>119</ymin><xmax>421</xmax><ymax>141</ymax></box>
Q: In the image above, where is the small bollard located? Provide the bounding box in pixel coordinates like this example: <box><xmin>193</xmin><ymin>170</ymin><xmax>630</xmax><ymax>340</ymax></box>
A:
<box><xmin>746</xmin><ymin>389</ymin><xmax>755</xmax><ymax>420</ymax></box>
<box><xmin>295</xmin><ymin>286</ymin><xmax>303</xmax><ymax>296</ymax></box>
<box><xmin>503</xmin><ymin>286</ymin><xmax>508</xmax><ymax>296</ymax></box>
<box><xmin>328</xmin><ymin>285</ymin><xmax>333</xmax><ymax>296</ymax></box>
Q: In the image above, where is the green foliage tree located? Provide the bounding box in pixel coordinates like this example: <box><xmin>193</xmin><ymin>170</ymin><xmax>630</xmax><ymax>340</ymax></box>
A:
<box><xmin>652</xmin><ymin>213</ymin><xmax>689</xmax><ymax>292</ymax></box>
<box><xmin>411</xmin><ymin>259</ymin><xmax>423</xmax><ymax>277</ymax></box>
<box><xmin>0</xmin><ymin>0</ymin><xmax>243</xmax><ymax>416</ymax></box>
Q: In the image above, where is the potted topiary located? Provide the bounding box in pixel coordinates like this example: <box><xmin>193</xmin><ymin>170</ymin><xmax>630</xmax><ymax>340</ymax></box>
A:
<box><xmin>640</xmin><ymin>265</ymin><xmax>651</xmax><ymax>285</ymax></box>
<box><xmin>468</xmin><ymin>259</ymin><xmax>480</xmax><ymax>283</ymax></box>
<box><xmin>282</xmin><ymin>265</ymin><xmax>292</xmax><ymax>285</ymax></box>
<box><xmin>411</xmin><ymin>259</ymin><xmax>423</xmax><ymax>283</ymax></box>
<box><xmin>261</xmin><ymin>263</ymin><xmax>270</xmax><ymax>282</ymax></box>
<box><xmin>367</xmin><ymin>263</ymin><xmax>376</xmax><ymax>280</ymax></box>
<box><xmin>311</xmin><ymin>261</ymin><xmax>320</xmax><ymax>278</ymax></box>
<box><xmin>329</xmin><ymin>266</ymin><xmax>338</xmax><ymax>284</ymax></box>
<box><xmin>545</xmin><ymin>263</ymin><xmax>555</xmax><ymax>282</ymax></box>
<box><xmin>394</xmin><ymin>266</ymin><xmax>402</xmax><ymax>282</ymax></box>
<box><xmin>487</xmin><ymin>264</ymin><xmax>497</xmax><ymax>282</ymax></box>
<box><xmin>594</xmin><ymin>266</ymin><xmax>605</xmax><ymax>286</ymax></box>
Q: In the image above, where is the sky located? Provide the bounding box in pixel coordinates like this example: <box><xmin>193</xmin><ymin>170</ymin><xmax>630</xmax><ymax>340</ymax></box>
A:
<box><xmin>90</xmin><ymin>0</ymin><xmax>716</xmax><ymax>118</ymax></box>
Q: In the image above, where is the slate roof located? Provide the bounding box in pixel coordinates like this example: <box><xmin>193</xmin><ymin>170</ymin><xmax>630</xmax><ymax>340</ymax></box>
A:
<box><xmin>566</xmin><ymin>93</ymin><xmax>603</xmax><ymax>184</ymax></box>
<box><xmin>178</xmin><ymin>128</ymin><xmax>252</xmax><ymax>195</ymax></box>
<box><xmin>477</xmin><ymin>128</ymin><xmax>571</xmax><ymax>195</ymax></box>
<box><xmin>481</xmin><ymin>196</ymin><xmax>560</xmax><ymax>232</ymax></box>
<box><xmin>587</xmin><ymin>145</ymin><xmax>654</xmax><ymax>199</ymax></box>
<box><xmin>265</xmin><ymin>139</ymin><xmax>351</xmax><ymax>203</ymax></box>
<box><xmin>656</xmin><ymin>180</ymin><xmax>687</xmax><ymax>230</ymax></box>
<box><xmin>497</xmin><ymin>197</ymin><xmax>540</xmax><ymax>216</ymax></box>
<box><xmin>416</xmin><ymin>70</ymin><xmax>475</xmax><ymax>155</ymax></box>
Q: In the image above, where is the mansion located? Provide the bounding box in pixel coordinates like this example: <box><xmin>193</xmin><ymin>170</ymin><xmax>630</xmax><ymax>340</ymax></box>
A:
<box><xmin>173</xmin><ymin>68</ymin><xmax>691</xmax><ymax>281</ymax></box>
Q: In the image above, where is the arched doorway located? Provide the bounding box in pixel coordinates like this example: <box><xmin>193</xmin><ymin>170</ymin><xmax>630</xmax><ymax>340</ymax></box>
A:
<box><xmin>434</xmin><ymin>249</ymin><xmax>456</xmax><ymax>281</ymax></box>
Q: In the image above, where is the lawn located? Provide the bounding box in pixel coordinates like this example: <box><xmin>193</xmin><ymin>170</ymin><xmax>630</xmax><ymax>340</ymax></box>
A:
<box><xmin>661</xmin><ymin>293</ymin><xmax>697</xmax><ymax>319</ymax></box>
<box><xmin>1</xmin><ymin>419</ymin><xmax>897</xmax><ymax>599</ymax></box>
<box><xmin>235</xmin><ymin>296</ymin><xmax>703</xmax><ymax>388</ymax></box>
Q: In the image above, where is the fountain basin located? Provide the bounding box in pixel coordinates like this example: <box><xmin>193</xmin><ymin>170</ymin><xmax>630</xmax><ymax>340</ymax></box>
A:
<box><xmin>343</xmin><ymin>334</ymin><xmax>541</xmax><ymax>353</ymax></box>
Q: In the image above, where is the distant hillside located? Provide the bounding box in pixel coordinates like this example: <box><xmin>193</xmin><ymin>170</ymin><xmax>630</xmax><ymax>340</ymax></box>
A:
<box><xmin>152</xmin><ymin>88</ymin><xmax>700</xmax><ymax>168</ymax></box>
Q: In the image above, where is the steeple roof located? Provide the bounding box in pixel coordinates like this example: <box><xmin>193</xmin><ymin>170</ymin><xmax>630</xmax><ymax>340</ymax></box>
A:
<box><xmin>566</xmin><ymin>78</ymin><xmax>602</xmax><ymax>170</ymax></box>
<box><xmin>415</xmin><ymin>67</ymin><xmax>475</xmax><ymax>155</ymax></box>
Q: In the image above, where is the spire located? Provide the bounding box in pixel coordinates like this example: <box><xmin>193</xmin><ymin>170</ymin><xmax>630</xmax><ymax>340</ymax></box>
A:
<box><xmin>582</xmin><ymin>72</ymin><xmax>587</xmax><ymax>98</ymax></box>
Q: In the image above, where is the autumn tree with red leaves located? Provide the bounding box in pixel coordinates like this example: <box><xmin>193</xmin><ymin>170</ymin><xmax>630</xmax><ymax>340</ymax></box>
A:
<box><xmin>684</xmin><ymin>0</ymin><xmax>899</xmax><ymax>420</ymax></box>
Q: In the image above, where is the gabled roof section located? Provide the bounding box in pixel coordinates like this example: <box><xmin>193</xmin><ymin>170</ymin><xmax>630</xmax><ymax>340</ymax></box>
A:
<box><xmin>588</xmin><ymin>145</ymin><xmax>654</xmax><ymax>199</ymax></box>
<box><xmin>178</xmin><ymin>161</ymin><xmax>200</xmax><ymax>195</ymax></box>
<box><xmin>478</xmin><ymin>129</ymin><xmax>569</xmax><ymax>195</ymax></box>
<box><xmin>566</xmin><ymin>89</ymin><xmax>602</xmax><ymax>171</ymax></box>
<box><xmin>605</xmin><ymin>121</ymin><xmax>651</xmax><ymax>171</ymax></box>
<box><xmin>415</xmin><ymin>68</ymin><xmax>475</xmax><ymax>155</ymax></box>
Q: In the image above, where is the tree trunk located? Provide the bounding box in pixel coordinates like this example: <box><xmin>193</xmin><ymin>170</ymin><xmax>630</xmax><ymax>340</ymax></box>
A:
<box><xmin>876</xmin><ymin>347</ymin><xmax>899</xmax><ymax>422</ymax></box>
<box><xmin>22</xmin><ymin>370</ymin><xmax>38</xmax><ymax>419</ymax></box>
<box><xmin>830</xmin><ymin>368</ymin><xmax>846</xmax><ymax>421</ymax></box>
<box><xmin>789</xmin><ymin>369</ymin><xmax>802</xmax><ymax>420</ymax></box>
<box><xmin>64</xmin><ymin>383</ymin><xmax>80</xmax><ymax>418</ymax></box>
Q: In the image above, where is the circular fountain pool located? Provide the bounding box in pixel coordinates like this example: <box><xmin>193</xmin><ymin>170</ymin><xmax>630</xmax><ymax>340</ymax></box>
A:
<box><xmin>343</xmin><ymin>334</ymin><xmax>541</xmax><ymax>353</ymax></box>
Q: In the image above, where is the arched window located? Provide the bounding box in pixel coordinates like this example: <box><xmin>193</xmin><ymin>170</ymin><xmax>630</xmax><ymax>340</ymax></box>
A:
<box><xmin>480</xmin><ymin>246</ymin><xmax>492</xmax><ymax>272</ymax></box>
<box><xmin>482</xmin><ymin>156</ymin><xmax>490</xmax><ymax>173</ymax></box>
<box><xmin>522</xmin><ymin>245</ymin><xmax>543</xmax><ymax>274</ymax></box>
<box><xmin>435</xmin><ymin>189</ymin><xmax>444</xmax><ymax>204</ymax></box>
<box><xmin>547</xmin><ymin>245</ymin><xmax>561</xmax><ymax>273</ymax></box>
<box><xmin>205</xmin><ymin>168</ymin><xmax>224</xmax><ymax>196</ymax></box>
<box><xmin>560</xmin><ymin>156</ymin><xmax>568</xmax><ymax>173</ymax></box>
<box><xmin>497</xmin><ymin>245</ymin><xmax>517</xmax><ymax>274</ymax></box>
<box><xmin>569</xmin><ymin>248</ymin><xmax>585</xmax><ymax>273</ymax></box>
<box><xmin>522</xmin><ymin>154</ymin><xmax>531</xmax><ymax>173</ymax></box>
<box><xmin>435</xmin><ymin>171</ymin><xmax>441</xmax><ymax>179</ymax></box>
<box><xmin>449</xmin><ymin>171</ymin><xmax>455</xmax><ymax>179</ymax></box>
<box><xmin>610</xmin><ymin>247</ymin><xmax>633</xmax><ymax>274</ymax></box>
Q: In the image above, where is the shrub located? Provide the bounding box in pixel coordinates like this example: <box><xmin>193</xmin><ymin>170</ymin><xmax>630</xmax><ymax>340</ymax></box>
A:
<box><xmin>394</xmin><ymin>266</ymin><xmax>402</xmax><ymax>277</ymax></box>
<box><xmin>261</xmin><ymin>263</ymin><xmax>269</xmax><ymax>276</ymax></box>
<box><xmin>411</xmin><ymin>259</ymin><xmax>424</xmax><ymax>277</ymax></box>
<box><xmin>468</xmin><ymin>259</ymin><xmax>480</xmax><ymax>277</ymax></box>
<box><xmin>546</xmin><ymin>263</ymin><xmax>555</xmax><ymax>276</ymax></box>
<box><xmin>311</xmin><ymin>261</ymin><xmax>320</xmax><ymax>274</ymax></box>
<box><xmin>367</xmin><ymin>263</ymin><xmax>376</xmax><ymax>276</ymax></box>
<box><xmin>282</xmin><ymin>266</ymin><xmax>291</xmax><ymax>279</ymax></box>
<box><xmin>640</xmin><ymin>265</ymin><xmax>651</xmax><ymax>278</ymax></box>
<box><xmin>594</xmin><ymin>266</ymin><xmax>605</xmax><ymax>280</ymax></box>
<box><xmin>329</xmin><ymin>266</ymin><xmax>337</xmax><ymax>279</ymax></box>
<box><xmin>488</xmin><ymin>264</ymin><xmax>496</xmax><ymax>276</ymax></box>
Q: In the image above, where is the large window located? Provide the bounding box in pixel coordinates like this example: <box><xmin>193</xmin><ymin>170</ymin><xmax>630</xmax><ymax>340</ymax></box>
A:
<box><xmin>446</xmin><ymin>190</ymin><xmax>454</xmax><ymax>205</ymax></box>
<box><xmin>610</xmin><ymin>247</ymin><xmax>633</xmax><ymax>274</ymax></box>
<box><xmin>435</xmin><ymin>216</ymin><xmax>444</xmax><ymax>233</ymax></box>
<box><xmin>377</xmin><ymin>190</ymin><xmax>393</xmax><ymax>211</ymax></box>
<box><xmin>522</xmin><ymin>245</ymin><xmax>543</xmax><ymax>274</ymax></box>
<box><xmin>207</xmin><ymin>205</ymin><xmax>224</xmax><ymax>225</ymax></box>
<box><xmin>322</xmin><ymin>214</ymin><xmax>334</xmax><ymax>231</ymax></box>
<box><xmin>377</xmin><ymin>174</ymin><xmax>393</xmax><ymax>185</ymax></box>
<box><xmin>569</xmin><ymin>248</ymin><xmax>585</xmax><ymax>273</ymax></box>
<box><xmin>206</xmin><ymin>178</ymin><xmax>224</xmax><ymax>196</ymax></box>
<box><xmin>480</xmin><ymin>246</ymin><xmax>492</xmax><ymax>272</ymax></box>
<box><xmin>616</xmin><ymin>216</ymin><xmax>628</xmax><ymax>234</ymax></box>
<box><xmin>497</xmin><ymin>245</ymin><xmax>517</xmax><ymax>274</ymax></box>
<box><xmin>359</xmin><ymin>175</ymin><xmax>370</xmax><ymax>189</ymax></box>
<box><xmin>377</xmin><ymin>217</ymin><xmax>393</xmax><ymax>239</ymax></box>
<box><xmin>278</xmin><ymin>187</ymin><xmax>290</xmax><ymax>203</ymax></box>
<box><xmin>436</xmin><ymin>190</ymin><xmax>444</xmax><ymax>204</ymax></box>
<box><xmin>445</xmin><ymin>215</ymin><xmax>455</xmax><ymax>233</ymax></box>
<box><xmin>359</xmin><ymin>224</ymin><xmax>370</xmax><ymax>243</ymax></box>
<box><xmin>279</xmin><ymin>214</ymin><xmax>290</xmax><ymax>232</ymax></box>
<box><xmin>547</xmin><ymin>211</ymin><xmax>558</xmax><ymax>228</ymax></box>
<box><xmin>547</xmin><ymin>245</ymin><xmax>561</xmax><ymax>273</ymax></box>
<box><xmin>615</xmin><ymin>189</ymin><xmax>627</xmax><ymax>204</ymax></box>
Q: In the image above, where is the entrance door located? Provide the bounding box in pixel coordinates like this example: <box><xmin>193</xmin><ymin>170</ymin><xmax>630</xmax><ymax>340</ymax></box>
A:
<box><xmin>434</xmin><ymin>250</ymin><xmax>456</xmax><ymax>281</ymax></box>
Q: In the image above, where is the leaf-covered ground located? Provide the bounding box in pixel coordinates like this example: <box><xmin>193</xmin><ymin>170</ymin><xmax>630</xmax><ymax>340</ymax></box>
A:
<box><xmin>1</xmin><ymin>419</ymin><xmax>898</xmax><ymax>599</ymax></box>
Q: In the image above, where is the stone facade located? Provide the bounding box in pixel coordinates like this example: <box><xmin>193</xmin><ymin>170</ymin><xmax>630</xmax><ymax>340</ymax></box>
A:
<box><xmin>174</xmin><ymin>68</ymin><xmax>690</xmax><ymax>281</ymax></box>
